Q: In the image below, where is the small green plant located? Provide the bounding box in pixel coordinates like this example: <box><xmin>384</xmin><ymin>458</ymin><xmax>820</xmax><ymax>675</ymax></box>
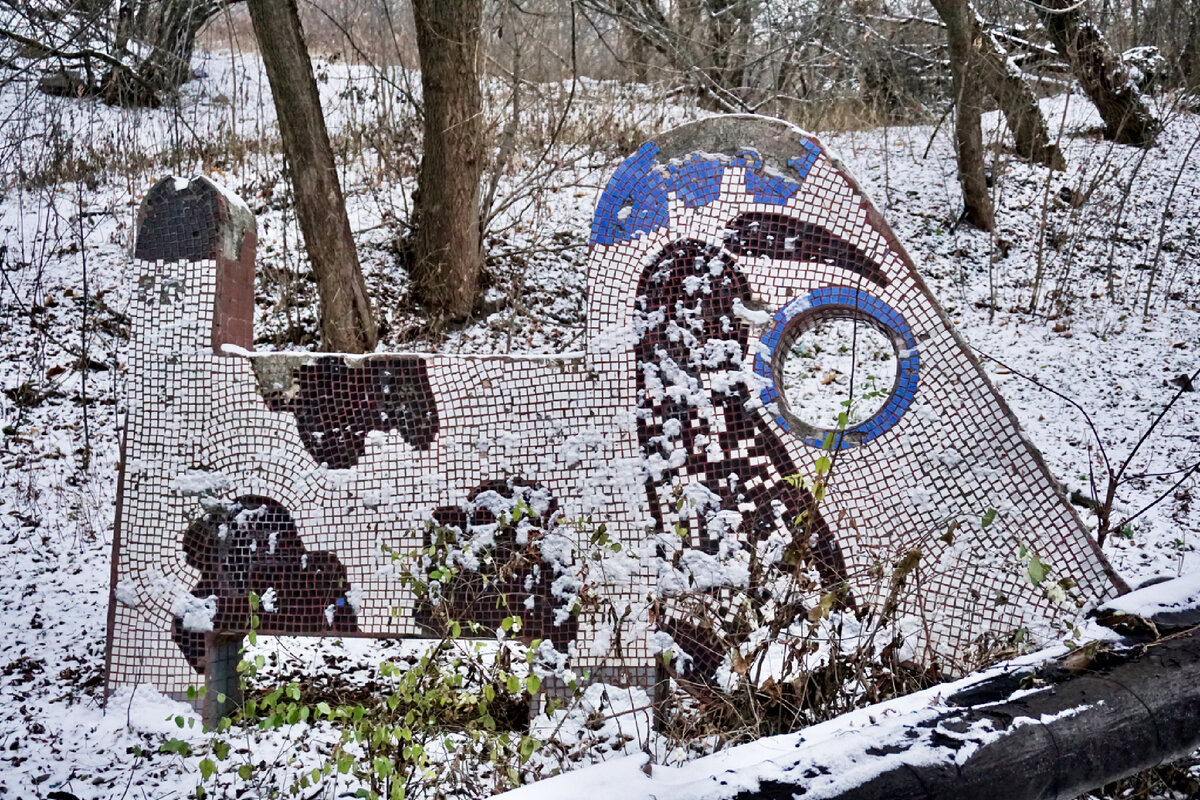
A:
<box><xmin>196</xmin><ymin>496</ymin><xmax>596</xmax><ymax>800</ymax></box>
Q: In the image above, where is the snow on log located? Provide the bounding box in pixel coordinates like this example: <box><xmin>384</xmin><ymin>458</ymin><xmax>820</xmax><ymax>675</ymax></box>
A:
<box><xmin>501</xmin><ymin>628</ymin><xmax>1200</xmax><ymax>800</ymax></box>
<box><xmin>1094</xmin><ymin>572</ymin><xmax>1200</xmax><ymax>631</ymax></box>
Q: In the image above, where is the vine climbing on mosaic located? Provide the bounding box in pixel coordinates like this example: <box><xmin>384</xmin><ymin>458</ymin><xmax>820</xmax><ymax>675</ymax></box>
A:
<box><xmin>105</xmin><ymin>115</ymin><xmax>1125</xmax><ymax>710</ymax></box>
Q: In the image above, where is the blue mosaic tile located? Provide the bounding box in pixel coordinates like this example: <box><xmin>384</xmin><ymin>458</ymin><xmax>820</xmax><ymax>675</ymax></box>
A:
<box><xmin>590</xmin><ymin>142</ymin><xmax>668</xmax><ymax>246</ymax></box>
<box><xmin>788</xmin><ymin>139</ymin><xmax>821</xmax><ymax>181</ymax></box>
<box><xmin>754</xmin><ymin>288</ymin><xmax>920</xmax><ymax>450</ymax></box>
<box><xmin>666</xmin><ymin>155</ymin><xmax>724</xmax><ymax>208</ymax></box>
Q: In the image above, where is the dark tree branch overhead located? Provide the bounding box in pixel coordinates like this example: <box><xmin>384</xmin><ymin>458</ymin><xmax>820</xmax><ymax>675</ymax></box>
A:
<box><xmin>246</xmin><ymin>0</ymin><xmax>377</xmax><ymax>353</ymax></box>
<box><xmin>0</xmin><ymin>25</ymin><xmax>140</xmax><ymax>76</ymax></box>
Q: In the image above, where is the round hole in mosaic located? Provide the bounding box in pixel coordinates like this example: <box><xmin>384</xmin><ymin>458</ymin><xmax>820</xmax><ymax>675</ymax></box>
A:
<box><xmin>754</xmin><ymin>288</ymin><xmax>920</xmax><ymax>450</ymax></box>
<box><xmin>778</xmin><ymin>313</ymin><xmax>898</xmax><ymax>432</ymax></box>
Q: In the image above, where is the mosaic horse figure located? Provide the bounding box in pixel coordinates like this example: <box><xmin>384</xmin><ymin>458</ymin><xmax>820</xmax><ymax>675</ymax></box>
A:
<box><xmin>107</xmin><ymin>116</ymin><xmax>1125</xmax><ymax>713</ymax></box>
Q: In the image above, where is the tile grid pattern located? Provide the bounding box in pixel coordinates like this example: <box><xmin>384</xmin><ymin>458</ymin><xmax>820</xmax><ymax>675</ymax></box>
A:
<box><xmin>108</xmin><ymin>120</ymin><xmax>1122</xmax><ymax>701</ymax></box>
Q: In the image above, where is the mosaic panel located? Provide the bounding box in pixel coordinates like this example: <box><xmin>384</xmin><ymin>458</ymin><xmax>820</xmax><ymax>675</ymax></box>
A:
<box><xmin>107</xmin><ymin>116</ymin><xmax>1126</xmax><ymax>701</ymax></box>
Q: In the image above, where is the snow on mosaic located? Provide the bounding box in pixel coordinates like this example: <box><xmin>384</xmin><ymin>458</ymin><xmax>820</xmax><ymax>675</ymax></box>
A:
<box><xmin>106</xmin><ymin>115</ymin><xmax>1124</xmax><ymax>698</ymax></box>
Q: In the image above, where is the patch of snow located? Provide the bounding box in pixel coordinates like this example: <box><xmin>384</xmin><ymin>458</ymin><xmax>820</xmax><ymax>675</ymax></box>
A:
<box><xmin>1099</xmin><ymin>572</ymin><xmax>1200</xmax><ymax>619</ymax></box>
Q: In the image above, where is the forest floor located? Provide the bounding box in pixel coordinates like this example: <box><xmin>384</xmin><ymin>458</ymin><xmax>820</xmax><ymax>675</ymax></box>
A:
<box><xmin>0</xmin><ymin>44</ymin><xmax>1197</xmax><ymax>799</ymax></box>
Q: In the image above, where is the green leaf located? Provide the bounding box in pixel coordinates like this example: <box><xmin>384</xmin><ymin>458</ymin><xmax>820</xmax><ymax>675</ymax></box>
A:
<box><xmin>525</xmin><ymin>674</ymin><xmax>541</xmax><ymax>694</ymax></box>
<box><xmin>1026</xmin><ymin>555</ymin><xmax>1050</xmax><ymax>587</ymax></box>
<box><xmin>814</xmin><ymin>455</ymin><xmax>831</xmax><ymax>475</ymax></box>
<box><xmin>199</xmin><ymin>758</ymin><xmax>216</xmax><ymax>781</ymax></box>
<box><xmin>374</xmin><ymin>756</ymin><xmax>394</xmax><ymax>778</ymax></box>
<box><xmin>237</xmin><ymin>764</ymin><xmax>253</xmax><ymax>780</ymax></box>
<box><xmin>213</xmin><ymin>740</ymin><xmax>230</xmax><ymax>761</ymax></box>
<box><xmin>161</xmin><ymin>738</ymin><xmax>191</xmax><ymax>757</ymax></box>
<box><xmin>981</xmin><ymin>508</ymin><xmax>998</xmax><ymax>528</ymax></box>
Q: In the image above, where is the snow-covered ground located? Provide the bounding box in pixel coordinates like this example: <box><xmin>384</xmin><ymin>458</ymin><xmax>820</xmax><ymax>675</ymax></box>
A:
<box><xmin>0</xmin><ymin>45</ymin><xmax>1196</xmax><ymax>798</ymax></box>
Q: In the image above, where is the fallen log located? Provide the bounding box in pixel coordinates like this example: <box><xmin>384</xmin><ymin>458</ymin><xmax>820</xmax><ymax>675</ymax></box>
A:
<box><xmin>780</xmin><ymin>630</ymin><xmax>1200</xmax><ymax>800</ymax></box>
<box><xmin>1093</xmin><ymin>571</ymin><xmax>1200</xmax><ymax>633</ymax></box>
<box><xmin>502</xmin><ymin>591</ymin><xmax>1200</xmax><ymax>800</ymax></box>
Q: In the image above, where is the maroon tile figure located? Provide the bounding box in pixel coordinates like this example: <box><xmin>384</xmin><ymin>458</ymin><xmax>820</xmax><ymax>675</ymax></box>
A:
<box><xmin>415</xmin><ymin>479</ymin><xmax>580</xmax><ymax>651</ymax></box>
<box><xmin>264</xmin><ymin>356</ymin><xmax>439</xmax><ymax>470</ymax></box>
<box><xmin>173</xmin><ymin>496</ymin><xmax>358</xmax><ymax>672</ymax></box>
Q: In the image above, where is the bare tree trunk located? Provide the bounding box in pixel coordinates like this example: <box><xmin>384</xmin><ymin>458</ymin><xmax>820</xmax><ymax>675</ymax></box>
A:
<box><xmin>115</xmin><ymin>0</ymin><xmax>135</xmax><ymax>54</ymax></box>
<box><xmin>8</xmin><ymin>0</ymin><xmax>220</xmax><ymax>106</ymax></box>
<box><xmin>1037</xmin><ymin>0</ymin><xmax>1160</xmax><ymax>146</ymax></box>
<box><xmin>246</xmin><ymin>0</ymin><xmax>378</xmax><ymax>353</ymax></box>
<box><xmin>582</xmin><ymin>0</ymin><xmax>750</xmax><ymax>110</ymax></box>
<box><xmin>103</xmin><ymin>0</ymin><xmax>221</xmax><ymax>106</ymax></box>
<box><xmin>626</xmin><ymin>25</ymin><xmax>652</xmax><ymax>82</ymax></box>
<box><xmin>134</xmin><ymin>0</ymin><xmax>204</xmax><ymax>91</ymax></box>
<box><xmin>933</xmin><ymin>0</ymin><xmax>1065</xmax><ymax>169</ymax></box>
<box><xmin>978</xmin><ymin>22</ymin><xmax>1066</xmax><ymax>169</ymax></box>
<box><xmin>704</xmin><ymin>0</ymin><xmax>754</xmax><ymax>98</ymax></box>
<box><xmin>934</xmin><ymin>0</ymin><xmax>996</xmax><ymax>231</ymax></box>
<box><xmin>411</xmin><ymin>0</ymin><xmax>484</xmax><ymax>321</ymax></box>
<box><xmin>1181</xmin><ymin>0</ymin><xmax>1200</xmax><ymax>91</ymax></box>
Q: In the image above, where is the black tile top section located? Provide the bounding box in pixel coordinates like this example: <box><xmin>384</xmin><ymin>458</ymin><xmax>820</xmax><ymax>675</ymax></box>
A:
<box><xmin>265</xmin><ymin>356</ymin><xmax>439</xmax><ymax>470</ymax></box>
<box><xmin>724</xmin><ymin>212</ymin><xmax>889</xmax><ymax>287</ymax></box>
<box><xmin>173</xmin><ymin>495</ymin><xmax>359</xmax><ymax>672</ymax></box>
<box><xmin>135</xmin><ymin>177</ymin><xmax>222</xmax><ymax>264</ymax></box>
<box><xmin>415</xmin><ymin>479</ymin><xmax>580</xmax><ymax>651</ymax></box>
